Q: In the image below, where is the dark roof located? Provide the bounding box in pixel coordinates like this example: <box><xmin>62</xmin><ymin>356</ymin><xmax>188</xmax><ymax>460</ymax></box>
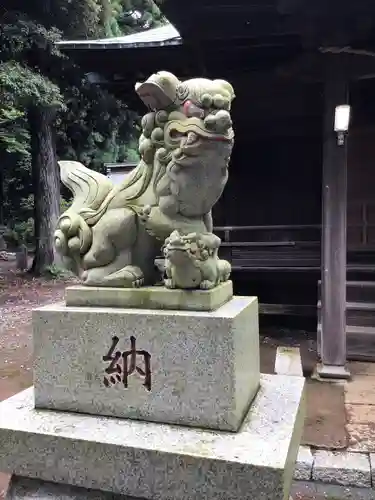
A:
<box><xmin>160</xmin><ymin>0</ymin><xmax>375</xmax><ymax>47</ymax></box>
<box><xmin>104</xmin><ymin>162</ymin><xmax>138</xmax><ymax>169</ymax></box>
<box><xmin>56</xmin><ymin>0</ymin><xmax>375</xmax><ymax>98</ymax></box>
<box><xmin>57</xmin><ymin>24</ymin><xmax>181</xmax><ymax>50</ymax></box>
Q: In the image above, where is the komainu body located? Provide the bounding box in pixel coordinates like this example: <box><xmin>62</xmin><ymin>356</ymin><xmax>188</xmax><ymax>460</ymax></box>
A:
<box><xmin>55</xmin><ymin>71</ymin><xmax>235</xmax><ymax>287</ymax></box>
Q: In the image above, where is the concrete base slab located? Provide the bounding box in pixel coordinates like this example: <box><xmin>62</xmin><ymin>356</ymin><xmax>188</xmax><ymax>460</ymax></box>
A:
<box><xmin>5</xmin><ymin>476</ymin><xmax>131</xmax><ymax>499</ymax></box>
<box><xmin>312</xmin><ymin>450</ymin><xmax>371</xmax><ymax>488</ymax></box>
<box><xmin>0</xmin><ymin>374</ymin><xmax>305</xmax><ymax>500</ymax></box>
<box><xmin>293</xmin><ymin>446</ymin><xmax>313</xmax><ymax>481</ymax></box>
<box><xmin>292</xmin><ymin>480</ymin><xmax>375</xmax><ymax>500</ymax></box>
<box><xmin>274</xmin><ymin>347</ymin><xmax>303</xmax><ymax>377</ymax></box>
<box><xmin>65</xmin><ymin>281</ymin><xmax>233</xmax><ymax>311</ymax></box>
<box><xmin>316</xmin><ymin>363</ymin><xmax>351</xmax><ymax>380</ymax></box>
<box><xmin>7</xmin><ymin>478</ymin><xmax>375</xmax><ymax>500</ymax></box>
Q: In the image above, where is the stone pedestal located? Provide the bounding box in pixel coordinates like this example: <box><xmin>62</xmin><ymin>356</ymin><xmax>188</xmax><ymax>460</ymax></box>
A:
<box><xmin>65</xmin><ymin>281</ymin><xmax>233</xmax><ymax>311</ymax></box>
<box><xmin>33</xmin><ymin>296</ymin><xmax>259</xmax><ymax>432</ymax></box>
<box><xmin>0</xmin><ymin>290</ymin><xmax>305</xmax><ymax>500</ymax></box>
<box><xmin>0</xmin><ymin>375</ymin><xmax>305</xmax><ymax>500</ymax></box>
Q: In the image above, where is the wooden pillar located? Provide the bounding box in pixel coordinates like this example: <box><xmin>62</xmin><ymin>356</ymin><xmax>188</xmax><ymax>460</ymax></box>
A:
<box><xmin>318</xmin><ymin>71</ymin><xmax>350</xmax><ymax>379</ymax></box>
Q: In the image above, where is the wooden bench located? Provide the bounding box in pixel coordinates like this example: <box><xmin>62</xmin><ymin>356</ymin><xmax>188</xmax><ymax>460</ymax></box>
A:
<box><xmin>219</xmin><ymin>241</ymin><xmax>321</xmax><ymax>272</ymax></box>
<box><xmin>214</xmin><ymin>225</ymin><xmax>321</xmax><ymax>318</ymax></box>
<box><xmin>215</xmin><ymin>225</ymin><xmax>321</xmax><ymax>271</ymax></box>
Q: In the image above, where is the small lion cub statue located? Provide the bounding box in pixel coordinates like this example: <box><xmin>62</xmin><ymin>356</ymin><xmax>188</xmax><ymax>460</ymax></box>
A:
<box><xmin>163</xmin><ymin>230</ymin><xmax>231</xmax><ymax>290</ymax></box>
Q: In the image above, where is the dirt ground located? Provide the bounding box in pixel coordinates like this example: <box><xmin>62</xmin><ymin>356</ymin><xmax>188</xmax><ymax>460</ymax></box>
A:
<box><xmin>0</xmin><ymin>259</ymin><xmax>356</xmax><ymax>500</ymax></box>
<box><xmin>260</xmin><ymin>332</ymin><xmax>348</xmax><ymax>450</ymax></box>
<box><xmin>0</xmin><ymin>260</ymin><xmax>71</xmax><ymax>498</ymax></box>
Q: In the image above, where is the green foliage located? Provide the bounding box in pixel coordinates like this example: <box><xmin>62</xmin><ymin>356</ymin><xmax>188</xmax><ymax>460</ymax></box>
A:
<box><xmin>43</xmin><ymin>263</ymin><xmax>74</xmax><ymax>279</ymax></box>
<box><xmin>60</xmin><ymin>196</ymin><xmax>72</xmax><ymax>213</ymax></box>
<box><xmin>55</xmin><ymin>70</ymin><xmax>139</xmax><ymax>172</ymax></box>
<box><xmin>4</xmin><ymin>218</ymin><xmax>34</xmax><ymax>248</ymax></box>
<box><xmin>0</xmin><ymin>0</ymin><xmax>164</xmax><ymax>267</ymax></box>
<box><xmin>0</xmin><ymin>107</ymin><xmax>29</xmax><ymax>155</ymax></box>
<box><xmin>0</xmin><ymin>0</ymin><xmax>103</xmax><ymax>40</ymax></box>
<box><xmin>0</xmin><ymin>13</ymin><xmax>62</xmax><ymax>60</ymax></box>
<box><xmin>102</xmin><ymin>0</ymin><xmax>168</xmax><ymax>37</ymax></box>
<box><xmin>0</xmin><ymin>61</ymin><xmax>64</xmax><ymax>110</ymax></box>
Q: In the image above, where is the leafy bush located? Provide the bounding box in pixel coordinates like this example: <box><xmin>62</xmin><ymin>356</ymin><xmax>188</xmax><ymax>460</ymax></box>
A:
<box><xmin>43</xmin><ymin>263</ymin><xmax>73</xmax><ymax>279</ymax></box>
<box><xmin>4</xmin><ymin>218</ymin><xmax>34</xmax><ymax>248</ymax></box>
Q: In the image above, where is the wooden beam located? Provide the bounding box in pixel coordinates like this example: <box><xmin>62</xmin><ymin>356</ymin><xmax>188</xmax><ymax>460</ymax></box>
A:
<box><xmin>318</xmin><ymin>65</ymin><xmax>350</xmax><ymax>379</ymax></box>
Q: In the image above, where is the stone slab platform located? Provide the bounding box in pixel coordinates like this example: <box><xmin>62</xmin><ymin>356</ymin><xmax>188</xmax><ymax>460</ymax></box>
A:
<box><xmin>33</xmin><ymin>296</ymin><xmax>259</xmax><ymax>432</ymax></box>
<box><xmin>65</xmin><ymin>281</ymin><xmax>233</xmax><ymax>311</ymax></box>
<box><xmin>8</xmin><ymin>478</ymin><xmax>375</xmax><ymax>500</ymax></box>
<box><xmin>0</xmin><ymin>374</ymin><xmax>305</xmax><ymax>500</ymax></box>
<box><xmin>5</xmin><ymin>476</ymin><xmax>131</xmax><ymax>499</ymax></box>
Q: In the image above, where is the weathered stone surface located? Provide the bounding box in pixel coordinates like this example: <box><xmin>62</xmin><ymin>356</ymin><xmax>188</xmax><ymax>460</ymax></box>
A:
<box><xmin>346</xmin><ymin>403</ymin><xmax>375</xmax><ymax>424</ymax></box>
<box><xmin>6</xmin><ymin>476</ymin><xmax>132</xmax><ymax>499</ymax></box>
<box><xmin>292</xmin><ymin>480</ymin><xmax>375</xmax><ymax>500</ymax></box>
<box><xmin>162</xmin><ymin>230</ymin><xmax>231</xmax><ymax>291</ymax></box>
<box><xmin>369</xmin><ymin>454</ymin><xmax>375</xmax><ymax>488</ymax></box>
<box><xmin>0</xmin><ymin>374</ymin><xmax>305</xmax><ymax>500</ymax></box>
<box><xmin>274</xmin><ymin>347</ymin><xmax>303</xmax><ymax>377</ymax></box>
<box><xmin>55</xmin><ymin>73</ymin><xmax>235</xmax><ymax>288</ymax></box>
<box><xmin>312</xmin><ymin>450</ymin><xmax>371</xmax><ymax>488</ymax></box>
<box><xmin>293</xmin><ymin>446</ymin><xmax>314</xmax><ymax>481</ymax></box>
<box><xmin>14</xmin><ymin>479</ymin><xmax>375</xmax><ymax>500</ymax></box>
<box><xmin>65</xmin><ymin>281</ymin><xmax>233</xmax><ymax>311</ymax></box>
<box><xmin>347</xmin><ymin>423</ymin><xmax>375</xmax><ymax>453</ymax></box>
<box><xmin>33</xmin><ymin>296</ymin><xmax>259</xmax><ymax>432</ymax></box>
<box><xmin>345</xmin><ymin>376</ymin><xmax>375</xmax><ymax>405</ymax></box>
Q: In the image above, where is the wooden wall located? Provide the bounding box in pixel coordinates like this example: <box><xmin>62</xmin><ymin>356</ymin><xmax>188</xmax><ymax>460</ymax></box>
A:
<box><xmin>347</xmin><ymin>128</ymin><xmax>375</xmax><ymax>249</ymax></box>
<box><xmin>213</xmin><ymin>75</ymin><xmax>323</xmax><ymax>231</ymax></box>
<box><xmin>347</xmin><ymin>80</ymin><xmax>375</xmax><ymax>250</ymax></box>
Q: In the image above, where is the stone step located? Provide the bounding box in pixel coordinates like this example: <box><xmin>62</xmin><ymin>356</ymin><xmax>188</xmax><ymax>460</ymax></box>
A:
<box><xmin>274</xmin><ymin>346</ymin><xmax>303</xmax><ymax>377</ymax></box>
<box><xmin>0</xmin><ymin>379</ymin><xmax>305</xmax><ymax>500</ymax></box>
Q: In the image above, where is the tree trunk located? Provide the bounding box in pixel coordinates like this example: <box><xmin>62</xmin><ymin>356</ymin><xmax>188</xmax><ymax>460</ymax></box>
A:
<box><xmin>29</xmin><ymin>106</ymin><xmax>60</xmax><ymax>274</ymax></box>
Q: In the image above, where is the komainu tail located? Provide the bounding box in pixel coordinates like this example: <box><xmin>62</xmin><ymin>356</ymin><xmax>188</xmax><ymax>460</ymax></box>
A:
<box><xmin>59</xmin><ymin>161</ymin><xmax>113</xmax><ymax>214</ymax></box>
<box><xmin>54</xmin><ymin>161</ymin><xmax>114</xmax><ymax>264</ymax></box>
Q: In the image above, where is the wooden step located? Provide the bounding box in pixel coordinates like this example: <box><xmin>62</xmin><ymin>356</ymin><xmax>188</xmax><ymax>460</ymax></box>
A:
<box><xmin>318</xmin><ymin>300</ymin><xmax>375</xmax><ymax>327</ymax></box>
<box><xmin>317</xmin><ymin>300</ymin><xmax>375</xmax><ymax>310</ymax></box>
<box><xmin>347</xmin><ymin>269</ymin><xmax>375</xmax><ymax>281</ymax></box>
<box><xmin>317</xmin><ymin>324</ymin><xmax>375</xmax><ymax>361</ymax></box>
<box><xmin>260</xmin><ymin>303</ymin><xmax>316</xmax><ymax>317</ymax></box>
<box><xmin>347</xmin><ymin>281</ymin><xmax>375</xmax><ymax>303</ymax></box>
<box><xmin>318</xmin><ymin>280</ymin><xmax>375</xmax><ymax>302</ymax></box>
<box><xmin>318</xmin><ymin>280</ymin><xmax>375</xmax><ymax>286</ymax></box>
<box><xmin>347</xmin><ymin>302</ymin><xmax>375</xmax><ymax>328</ymax></box>
<box><xmin>347</xmin><ymin>326</ymin><xmax>375</xmax><ymax>361</ymax></box>
<box><xmin>346</xmin><ymin>325</ymin><xmax>375</xmax><ymax>336</ymax></box>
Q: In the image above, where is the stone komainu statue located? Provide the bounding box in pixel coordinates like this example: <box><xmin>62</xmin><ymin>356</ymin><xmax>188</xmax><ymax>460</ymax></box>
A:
<box><xmin>163</xmin><ymin>230</ymin><xmax>231</xmax><ymax>290</ymax></box>
<box><xmin>54</xmin><ymin>71</ymin><xmax>235</xmax><ymax>288</ymax></box>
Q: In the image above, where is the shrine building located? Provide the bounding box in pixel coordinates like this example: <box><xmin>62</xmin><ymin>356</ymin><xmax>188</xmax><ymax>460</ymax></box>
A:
<box><xmin>58</xmin><ymin>0</ymin><xmax>375</xmax><ymax>376</ymax></box>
